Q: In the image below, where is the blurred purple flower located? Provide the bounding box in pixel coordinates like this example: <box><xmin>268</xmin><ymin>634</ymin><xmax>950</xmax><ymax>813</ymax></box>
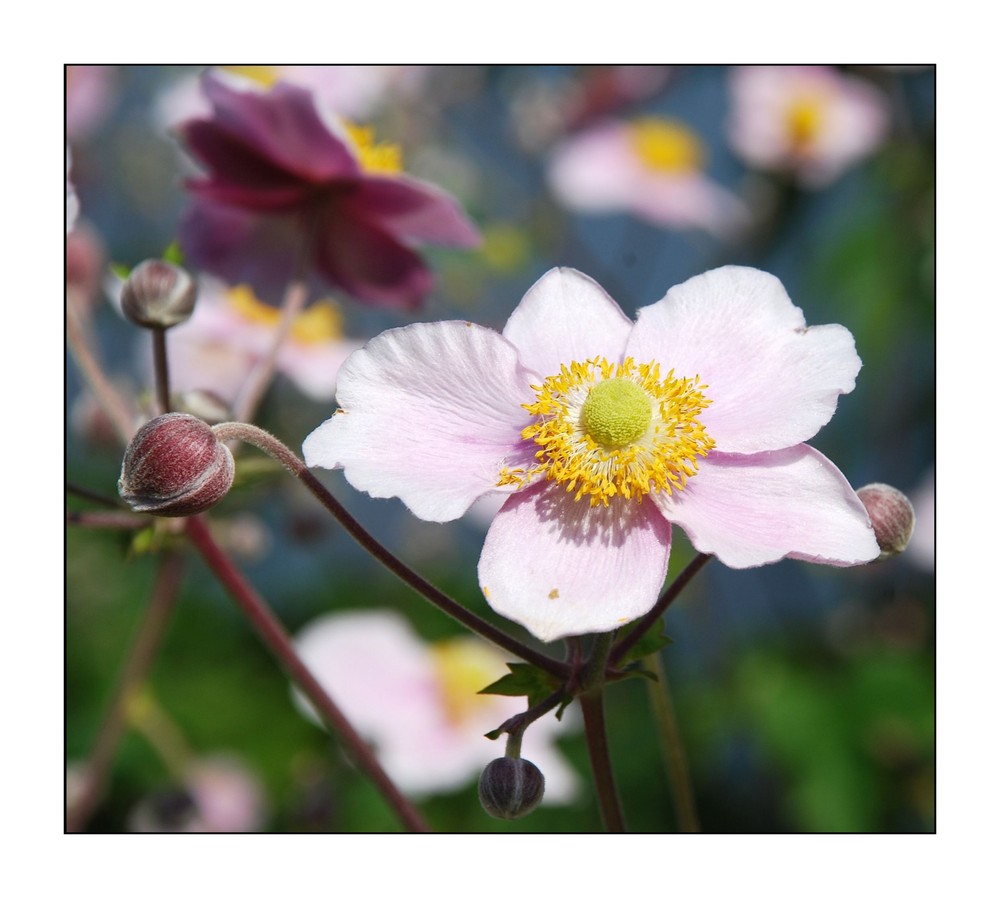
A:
<box><xmin>177</xmin><ymin>72</ymin><xmax>480</xmax><ymax>309</ymax></box>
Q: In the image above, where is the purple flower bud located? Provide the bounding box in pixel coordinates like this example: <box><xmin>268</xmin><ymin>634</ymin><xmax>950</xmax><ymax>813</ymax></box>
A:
<box><xmin>119</xmin><ymin>413</ymin><xmax>234</xmax><ymax>516</ymax></box>
<box><xmin>857</xmin><ymin>483</ymin><xmax>916</xmax><ymax>559</ymax></box>
<box><xmin>478</xmin><ymin>757</ymin><xmax>545</xmax><ymax>820</ymax></box>
<box><xmin>121</xmin><ymin>259</ymin><xmax>197</xmax><ymax>329</ymax></box>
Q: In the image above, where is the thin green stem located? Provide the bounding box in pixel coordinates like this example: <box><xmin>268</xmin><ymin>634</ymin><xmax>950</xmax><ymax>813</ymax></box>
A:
<box><xmin>644</xmin><ymin>653</ymin><xmax>699</xmax><ymax>832</ymax></box>
<box><xmin>211</xmin><ymin>421</ymin><xmax>567</xmax><ymax>680</ymax></box>
<box><xmin>184</xmin><ymin>516</ymin><xmax>430</xmax><ymax>833</ymax></box>
<box><xmin>610</xmin><ymin>553</ymin><xmax>711</xmax><ymax>667</ymax></box>
<box><xmin>67</xmin><ymin>551</ymin><xmax>184</xmax><ymax>832</ymax></box>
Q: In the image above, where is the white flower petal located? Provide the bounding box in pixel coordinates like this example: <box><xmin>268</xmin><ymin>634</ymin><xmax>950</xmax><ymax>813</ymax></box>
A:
<box><xmin>303</xmin><ymin>321</ymin><xmax>536</xmax><ymax>521</ymax></box>
<box><xmin>502</xmin><ymin>268</ymin><xmax>633</xmax><ymax>377</ymax></box>
<box><xmin>629</xmin><ymin>266</ymin><xmax>861</xmax><ymax>453</ymax></box>
<box><xmin>478</xmin><ymin>483</ymin><xmax>672</xmax><ymax>642</ymax></box>
<box><xmin>654</xmin><ymin>445</ymin><xmax>879</xmax><ymax>568</ymax></box>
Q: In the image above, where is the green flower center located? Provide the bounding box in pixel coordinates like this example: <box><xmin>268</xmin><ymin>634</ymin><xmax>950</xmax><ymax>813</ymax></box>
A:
<box><xmin>579</xmin><ymin>377</ymin><xmax>653</xmax><ymax>449</ymax></box>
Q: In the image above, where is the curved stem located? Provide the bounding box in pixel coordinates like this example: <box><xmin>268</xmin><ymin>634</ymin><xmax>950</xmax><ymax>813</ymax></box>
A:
<box><xmin>494</xmin><ymin>688</ymin><xmax>568</xmax><ymax>759</ymax></box>
<box><xmin>610</xmin><ymin>553</ymin><xmax>711</xmax><ymax>667</ymax></box>
<box><xmin>580</xmin><ymin>689</ymin><xmax>626</xmax><ymax>833</ymax></box>
<box><xmin>644</xmin><ymin>653</ymin><xmax>699</xmax><ymax>832</ymax></box>
<box><xmin>184</xmin><ymin>516</ymin><xmax>430</xmax><ymax>833</ymax></box>
<box><xmin>67</xmin><ymin>551</ymin><xmax>184</xmax><ymax>832</ymax></box>
<box><xmin>212</xmin><ymin>422</ymin><xmax>567</xmax><ymax>680</ymax></box>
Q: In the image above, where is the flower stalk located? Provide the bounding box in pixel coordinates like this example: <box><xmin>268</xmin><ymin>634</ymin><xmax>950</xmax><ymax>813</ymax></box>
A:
<box><xmin>210</xmin><ymin>421</ymin><xmax>567</xmax><ymax>679</ymax></box>
<box><xmin>184</xmin><ymin>515</ymin><xmax>430</xmax><ymax>833</ymax></box>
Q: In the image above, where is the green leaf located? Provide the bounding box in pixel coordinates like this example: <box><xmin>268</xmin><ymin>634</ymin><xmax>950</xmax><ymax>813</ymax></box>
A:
<box><xmin>616</xmin><ymin>618</ymin><xmax>674</xmax><ymax>666</ymax></box>
<box><xmin>110</xmin><ymin>262</ymin><xmax>131</xmax><ymax>280</ymax></box>
<box><xmin>479</xmin><ymin>662</ymin><xmax>561</xmax><ymax>709</ymax></box>
<box><xmin>162</xmin><ymin>241</ymin><xmax>185</xmax><ymax>266</ymax></box>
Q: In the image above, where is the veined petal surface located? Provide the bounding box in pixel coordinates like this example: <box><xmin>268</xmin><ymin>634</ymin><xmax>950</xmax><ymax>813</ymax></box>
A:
<box><xmin>502</xmin><ymin>268</ymin><xmax>633</xmax><ymax>378</ymax></box>
<box><xmin>628</xmin><ymin>266</ymin><xmax>861</xmax><ymax>453</ymax></box>
<box><xmin>478</xmin><ymin>482</ymin><xmax>672</xmax><ymax>642</ymax></box>
<box><xmin>654</xmin><ymin>444</ymin><xmax>878</xmax><ymax>568</ymax></box>
<box><xmin>303</xmin><ymin>322</ymin><xmax>536</xmax><ymax>521</ymax></box>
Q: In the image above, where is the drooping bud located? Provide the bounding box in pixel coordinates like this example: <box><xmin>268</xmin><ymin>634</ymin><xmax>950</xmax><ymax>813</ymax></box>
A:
<box><xmin>121</xmin><ymin>259</ymin><xmax>197</xmax><ymax>329</ymax></box>
<box><xmin>857</xmin><ymin>483</ymin><xmax>915</xmax><ymax>559</ymax></box>
<box><xmin>478</xmin><ymin>757</ymin><xmax>545</xmax><ymax>820</ymax></box>
<box><xmin>119</xmin><ymin>413</ymin><xmax>234</xmax><ymax>516</ymax></box>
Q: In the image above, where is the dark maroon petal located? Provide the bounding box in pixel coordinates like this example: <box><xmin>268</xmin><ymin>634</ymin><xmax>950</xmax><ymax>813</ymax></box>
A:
<box><xmin>181</xmin><ymin>120</ymin><xmax>314</xmax><ymax>210</ymax></box>
<box><xmin>343</xmin><ymin>174</ymin><xmax>481</xmax><ymax>246</ymax></box>
<box><xmin>313</xmin><ymin>202</ymin><xmax>433</xmax><ymax>309</ymax></box>
<box><xmin>199</xmin><ymin>72</ymin><xmax>360</xmax><ymax>182</ymax></box>
<box><xmin>178</xmin><ymin>200</ymin><xmax>303</xmax><ymax>303</ymax></box>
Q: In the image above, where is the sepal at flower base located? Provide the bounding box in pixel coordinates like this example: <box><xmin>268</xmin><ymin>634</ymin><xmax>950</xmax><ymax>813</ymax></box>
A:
<box><xmin>479</xmin><ymin>663</ymin><xmax>563</xmax><ymax>716</ymax></box>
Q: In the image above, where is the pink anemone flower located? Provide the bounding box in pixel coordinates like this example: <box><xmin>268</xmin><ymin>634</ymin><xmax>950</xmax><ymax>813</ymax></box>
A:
<box><xmin>303</xmin><ymin>267</ymin><xmax>879</xmax><ymax>642</ymax></box>
<box><xmin>727</xmin><ymin>66</ymin><xmax>890</xmax><ymax>187</ymax></box>
<box><xmin>176</xmin><ymin>71</ymin><xmax>479</xmax><ymax>309</ymax></box>
<box><xmin>293</xmin><ymin>609</ymin><xmax>579</xmax><ymax>802</ymax></box>
<box><xmin>546</xmin><ymin>117</ymin><xmax>749</xmax><ymax>238</ymax></box>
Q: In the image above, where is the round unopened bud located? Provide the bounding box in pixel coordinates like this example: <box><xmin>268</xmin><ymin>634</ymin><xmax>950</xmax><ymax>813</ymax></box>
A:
<box><xmin>857</xmin><ymin>483</ymin><xmax>915</xmax><ymax>559</ymax></box>
<box><xmin>121</xmin><ymin>259</ymin><xmax>197</xmax><ymax>329</ymax></box>
<box><xmin>119</xmin><ymin>413</ymin><xmax>234</xmax><ymax>516</ymax></box>
<box><xmin>478</xmin><ymin>757</ymin><xmax>545</xmax><ymax>820</ymax></box>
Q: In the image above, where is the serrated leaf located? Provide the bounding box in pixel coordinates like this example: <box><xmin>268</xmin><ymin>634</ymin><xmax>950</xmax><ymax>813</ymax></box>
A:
<box><xmin>479</xmin><ymin>662</ymin><xmax>560</xmax><ymax>709</ymax></box>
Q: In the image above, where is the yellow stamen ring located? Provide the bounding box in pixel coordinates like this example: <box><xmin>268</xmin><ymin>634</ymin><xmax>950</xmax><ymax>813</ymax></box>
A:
<box><xmin>498</xmin><ymin>357</ymin><xmax>715</xmax><ymax>507</ymax></box>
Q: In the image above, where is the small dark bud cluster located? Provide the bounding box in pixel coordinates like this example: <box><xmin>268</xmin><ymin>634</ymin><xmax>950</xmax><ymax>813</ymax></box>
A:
<box><xmin>857</xmin><ymin>483</ymin><xmax>915</xmax><ymax>559</ymax></box>
<box><xmin>478</xmin><ymin>757</ymin><xmax>545</xmax><ymax>820</ymax></box>
<box><xmin>121</xmin><ymin>259</ymin><xmax>197</xmax><ymax>329</ymax></box>
<box><xmin>119</xmin><ymin>413</ymin><xmax>234</xmax><ymax>516</ymax></box>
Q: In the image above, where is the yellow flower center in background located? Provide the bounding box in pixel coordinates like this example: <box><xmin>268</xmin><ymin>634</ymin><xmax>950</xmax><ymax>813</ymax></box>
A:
<box><xmin>429</xmin><ymin>638</ymin><xmax>504</xmax><ymax>725</ymax></box>
<box><xmin>226</xmin><ymin>285</ymin><xmax>344</xmax><ymax>345</ymax></box>
<box><xmin>343</xmin><ymin>123</ymin><xmax>403</xmax><ymax>174</ymax></box>
<box><xmin>630</xmin><ymin>118</ymin><xmax>705</xmax><ymax>174</ymax></box>
<box><xmin>499</xmin><ymin>357</ymin><xmax>715</xmax><ymax>506</ymax></box>
<box><xmin>223</xmin><ymin>66</ymin><xmax>281</xmax><ymax>87</ymax></box>
<box><xmin>786</xmin><ymin>95</ymin><xmax>825</xmax><ymax>148</ymax></box>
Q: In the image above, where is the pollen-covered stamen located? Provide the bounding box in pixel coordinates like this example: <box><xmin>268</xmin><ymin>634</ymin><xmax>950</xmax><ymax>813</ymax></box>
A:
<box><xmin>498</xmin><ymin>357</ymin><xmax>715</xmax><ymax>507</ymax></box>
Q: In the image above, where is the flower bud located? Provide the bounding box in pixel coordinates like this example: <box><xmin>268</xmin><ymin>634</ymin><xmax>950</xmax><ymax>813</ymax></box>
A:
<box><xmin>119</xmin><ymin>413</ymin><xmax>234</xmax><ymax>516</ymax></box>
<box><xmin>478</xmin><ymin>757</ymin><xmax>545</xmax><ymax>820</ymax></box>
<box><xmin>857</xmin><ymin>483</ymin><xmax>915</xmax><ymax>559</ymax></box>
<box><xmin>121</xmin><ymin>259</ymin><xmax>197</xmax><ymax>329</ymax></box>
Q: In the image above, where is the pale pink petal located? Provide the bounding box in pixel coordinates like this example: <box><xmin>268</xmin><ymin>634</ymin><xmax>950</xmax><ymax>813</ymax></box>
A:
<box><xmin>547</xmin><ymin>123</ymin><xmax>644</xmax><ymax>211</ymax></box>
<box><xmin>628</xmin><ymin>173</ymin><xmax>750</xmax><ymax>240</ymax></box>
<box><xmin>293</xmin><ymin>610</ymin><xmax>441</xmax><ymax>740</ymax></box>
<box><xmin>628</xmin><ymin>266</ymin><xmax>861</xmax><ymax>453</ymax></box>
<box><xmin>502</xmin><ymin>267</ymin><xmax>633</xmax><ymax>377</ymax></box>
<box><xmin>303</xmin><ymin>322</ymin><xmax>537</xmax><ymax>521</ymax></box>
<box><xmin>277</xmin><ymin>337</ymin><xmax>363</xmax><ymax>402</ymax></box>
<box><xmin>654</xmin><ymin>445</ymin><xmax>878</xmax><ymax>568</ymax></box>
<box><xmin>478</xmin><ymin>482</ymin><xmax>672</xmax><ymax>642</ymax></box>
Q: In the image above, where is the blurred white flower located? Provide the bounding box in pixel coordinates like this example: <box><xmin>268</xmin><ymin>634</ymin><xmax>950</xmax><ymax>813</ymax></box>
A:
<box><xmin>293</xmin><ymin>609</ymin><xmax>580</xmax><ymax>803</ymax></box>
<box><xmin>908</xmin><ymin>466</ymin><xmax>934</xmax><ymax>572</ymax></box>
<box><xmin>547</xmin><ymin>117</ymin><xmax>748</xmax><ymax>238</ymax></box>
<box><xmin>727</xmin><ymin>66</ymin><xmax>890</xmax><ymax>187</ymax></box>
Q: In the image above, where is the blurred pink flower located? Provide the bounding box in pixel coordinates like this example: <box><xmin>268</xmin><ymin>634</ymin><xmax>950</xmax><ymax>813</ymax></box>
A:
<box><xmin>293</xmin><ymin>609</ymin><xmax>580</xmax><ymax>802</ymax></box>
<box><xmin>177</xmin><ymin>71</ymin><xmax>480</xmax><ymax>309</ymax></box>
<box><xmin>547</xmin><ymin>117</ymin><xmax>748</xmax><ymax>238</ymax></box>
<box><xmin>128</xmin><ymin>755</ymin><xmax>266</xmax><ymax>833</ymax></box>
<box><xmin>66</xmin><ymin>147</ymin><xmax>79</xmax><ymax>232</ymax></box>
<box><xmin>163</xmin><ymin>278</ymin><xmax>362</xmax><ymax>405</ymax></box>
<box><xmin>66</xmin><ymin>65</ymin><xmax>118</xmax><ymax>141</ymax></box>
<box><xmin>727</xmin><ymin>66</ymin><xmax>890</xmax><ymax>187</ymax></box>
<box><xmin>304</xmin><ymin>266</ymin><xmax>878</xmax><ymax>642</ymax></box>
<box><xmin>156</xmin><ymin>65</ymin><xmax>427</xmax><ymax>129</ymax></box>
